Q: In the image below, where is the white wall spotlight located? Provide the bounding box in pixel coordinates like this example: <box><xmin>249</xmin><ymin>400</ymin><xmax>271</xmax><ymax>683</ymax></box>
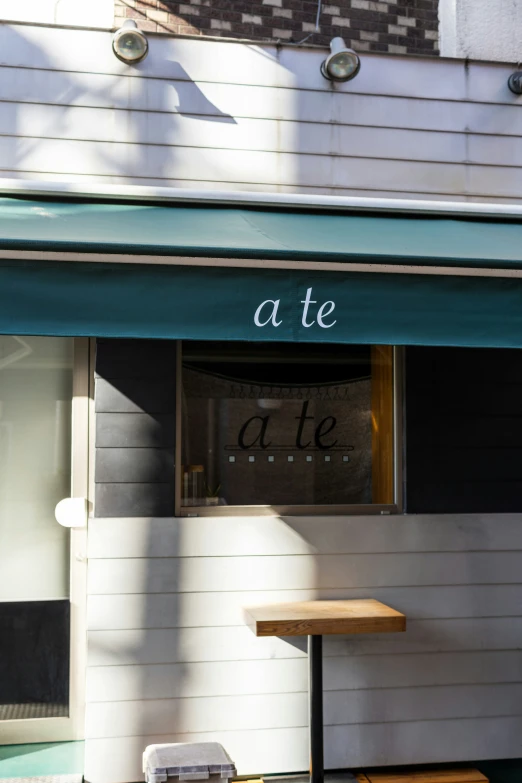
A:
<box><xmin>113</xmin><ymin>19</ymin><xmax>149</xmax><ymax>63</ymax></box>
<box><xmin>321</xmin><ymin>37</ymin><xmax>361</xmax><ymax>82</ymax></box>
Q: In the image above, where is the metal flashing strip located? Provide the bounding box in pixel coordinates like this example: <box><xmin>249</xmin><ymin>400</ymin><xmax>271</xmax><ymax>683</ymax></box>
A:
<box><xmin>2</xmin><ymin>178</ymin><xmax>522</xmax><ymax>220</ymax></box>
<box><xmin>3</xmin><ymin>249</ymin><xmax>522</xmax><ymax>279</ymax></box>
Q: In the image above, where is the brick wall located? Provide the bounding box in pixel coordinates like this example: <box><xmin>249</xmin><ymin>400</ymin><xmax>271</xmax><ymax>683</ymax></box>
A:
<box><xmin>114</xmin><ymin>0</ymin><xmax>439</xmax><ymax>56</ymax></box>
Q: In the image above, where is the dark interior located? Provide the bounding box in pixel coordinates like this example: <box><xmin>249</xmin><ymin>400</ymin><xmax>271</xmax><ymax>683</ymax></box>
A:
<box><xmin>0</xmin><ymin>599</ymin><xmax>70</xmax><ymax>719</ymax></box>
<box><xmin>406</xmin><ymin>346</ymin><xmax>522</xmax><ymax>513</ymax></box>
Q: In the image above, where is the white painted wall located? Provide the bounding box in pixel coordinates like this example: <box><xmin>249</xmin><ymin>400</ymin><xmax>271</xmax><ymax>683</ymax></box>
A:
<box><xmin>0</xmin><ymin>23</ymin><xmax>522</xmax><ymax>202</ymax></box>
<box><xmin>438</xmin><ymin>0</ymin><xmax>456</xmax><ymax>58</ymax></box>
<box><xmin>0</xmin><ymin>0</ymin><xmax>113</xmax><ymax>28</ymax></box>
<box><xmin>439</xmin><ymin>0</ymin><xmax>522</xmax><ymax>61</ymax></box>
<box><xmin>85</xmin><ymin>514</ymin><xmax>522</xmax><ymax>783</ymax></box>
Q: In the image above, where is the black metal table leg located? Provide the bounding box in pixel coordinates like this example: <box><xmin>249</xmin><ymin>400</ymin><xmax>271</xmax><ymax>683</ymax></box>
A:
<box><xmin>308</xmin><ymin>634</ymin><xmax>324</xmax><ymax>783</ymax></box>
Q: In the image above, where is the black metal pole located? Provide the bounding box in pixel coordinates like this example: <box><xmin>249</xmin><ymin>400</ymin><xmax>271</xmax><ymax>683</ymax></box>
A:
<box><xmin>308</xmin><ymin>634</ymin><xmax>324</xmax><ymax>783</ymax></box>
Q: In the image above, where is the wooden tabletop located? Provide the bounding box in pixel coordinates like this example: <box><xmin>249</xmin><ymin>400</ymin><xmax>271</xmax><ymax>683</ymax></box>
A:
<box><xmin>244</xmin><ymin>599</ymin><xmax>406</xmax><ymax>637</ymax></box>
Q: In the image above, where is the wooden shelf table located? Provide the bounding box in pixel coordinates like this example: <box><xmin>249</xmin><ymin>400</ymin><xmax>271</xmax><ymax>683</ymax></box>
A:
<box><xmin>244</xmin><ymin>600</ymin><xmax>406</xmax><ymax>783</ymax></box>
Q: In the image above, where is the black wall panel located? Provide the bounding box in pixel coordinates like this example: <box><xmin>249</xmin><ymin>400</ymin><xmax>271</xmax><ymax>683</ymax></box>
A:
<box><xmin>94</xmin><ymin>339</ymin><xmax>177</xmax><ymax>517</ymax></box>
<box><xmin>406</xmin><ymin>346</ymin><xmax>522</xmax><ymax>513</ymax></box>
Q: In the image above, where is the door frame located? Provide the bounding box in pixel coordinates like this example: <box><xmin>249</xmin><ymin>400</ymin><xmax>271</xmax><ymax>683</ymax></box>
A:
<box><xmin>0</xmin><ymin>337</ymin><xmax>90</xmax><ymax>745</ymax></box>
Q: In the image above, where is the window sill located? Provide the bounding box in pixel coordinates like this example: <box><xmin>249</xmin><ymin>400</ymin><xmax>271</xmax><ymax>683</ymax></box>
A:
<box><xmin>179</xmin><ymin>504</ymin><xmax>398</xmax><ymax>517</ymax></box>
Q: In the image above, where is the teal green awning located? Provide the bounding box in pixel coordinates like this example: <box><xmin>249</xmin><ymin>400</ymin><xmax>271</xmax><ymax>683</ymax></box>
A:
<box><xmin>2</xmin><ymin>258</ymin><xmax>522</xmax><ymax>348</ymax></box>
<box><xmin>1</xmin><ymin>196</ymin><xmax>522</xmax><ymax>347</ymax></box>
<box><xmin>1</xmin><ymin>197</ymin><xmax>522</xmax><ymax>269</ymax></box>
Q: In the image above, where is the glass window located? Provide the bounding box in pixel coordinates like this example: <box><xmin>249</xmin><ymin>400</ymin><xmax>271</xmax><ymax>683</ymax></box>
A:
<box><xmin>181</xmin><ymin>341</ymin><xmax>394</xmax><ymax>509</ymax></box>
<box><xmin>0</xmin><ymin>335</ymin><xmax>73</xmax><ymax>721</ymax></box>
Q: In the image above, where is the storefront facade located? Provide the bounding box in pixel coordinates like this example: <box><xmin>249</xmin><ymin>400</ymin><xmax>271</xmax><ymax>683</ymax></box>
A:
<box><xmin>1</xmin><ymin>18</ymin><xmax>522</xmax><ymax>783</ymax></box>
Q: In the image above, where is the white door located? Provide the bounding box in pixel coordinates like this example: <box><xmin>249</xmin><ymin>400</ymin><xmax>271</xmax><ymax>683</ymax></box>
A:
<box><xmin>0</xmin><ymin>336</ymin><xmax>89</xmax><ymax>744</ymax></box>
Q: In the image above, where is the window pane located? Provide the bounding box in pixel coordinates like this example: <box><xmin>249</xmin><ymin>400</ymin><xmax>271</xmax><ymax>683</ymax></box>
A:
<box><xmin>0</xmin><ymin>336</ymin><xmax>73</xmax><ymax>721</ymax></box>
<box><xmin>182</xmin><ymin>342</ymin><xmax>393</xmax><ymax>507</ymax></box>
<box><xmin>0</xmin><ymin>336</ymin><xmax>73</xmax><ymax>600</ymax></box>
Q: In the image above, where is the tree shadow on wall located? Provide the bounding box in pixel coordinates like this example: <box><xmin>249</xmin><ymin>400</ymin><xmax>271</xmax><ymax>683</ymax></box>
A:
<box><xmin>3</xmin><ymin>26</ymin><xmax>236</xmax><ymax>187</ymax></box>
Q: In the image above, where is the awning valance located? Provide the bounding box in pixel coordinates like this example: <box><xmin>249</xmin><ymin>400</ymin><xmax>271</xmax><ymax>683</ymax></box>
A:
<box><xmin>2</xmin><ymin>196</ymin><xmax>522</xmax><ymax>347</ymax></box>
<box><xmin>1</xmin><ymin>258</ymin><xmax>522</xmax><ymax>347</ymax></box>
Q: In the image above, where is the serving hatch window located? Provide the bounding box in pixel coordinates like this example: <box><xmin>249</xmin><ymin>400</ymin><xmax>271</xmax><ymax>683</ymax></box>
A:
<box><xmin>180</xmin><ymin>341</ymin><xmax>395</xmax><ymax>510</ymax></box>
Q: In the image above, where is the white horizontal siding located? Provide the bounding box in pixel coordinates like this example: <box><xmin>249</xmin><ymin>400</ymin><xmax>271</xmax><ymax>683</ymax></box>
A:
<box><xmin>0</xmin><ymin>70</ymin><xmax>521</xmax><ymax>137</ymax></box>
<box><xmin>87</xmin><ymin>515</ymin><xmax>522</xmax><ymax>558</ymax></box>
<box><xmin>3</xmin><ymin>129</ymin><xmax>522</xmax><ymax>198</ymax></box>
<box><xmin>86</xmin><ymin>552</ymin><xmax>522</xmax><ymax>594</ymax></box>
<box><xmin>86</xmin><ymin>515</ymin><xmax>522</xmax><ymax>782</ymax></box>
<box><xmin>1</xmin><ymin>25</ymin><xmax>522</xmax><ymax>199</ymax></box>
<box><xmin>87</xmin><ymin>585</ymin><xmax>522</xmax><ymax>629</ymax></box>
<box><xmin>0</xmin><ymin>136</ymin><xmax>483</xmax><ymax>192</ymax></box>
<box><xmin>85</xmin><ymin>650</ymin><xmax>522</xmax><ymax>702</ymax></box>
<box><xmin>5</xmin><ymin>100</ymin><xmax>522</xmax><ymax>168</ymax></box>
<box><xmin>0</xmin><ymin>25</ymin><xmax>516</xmax><ymax>102</ymax></box>
<box><xmin>85</xmin><ymin>683</ymin><xmax>522</xmax><ymax>738</ymax></box>
<box><xmin>4</xmin><ymin>99</ymin><xmax>522</xmax><ymax>169</ymax></box>
<box><xmin>7</xmin><ymin>136</ymin><xmax>522</xmax><ymax>198</ymax></box>
<box><xmin>86</xmin><ymin>619</ymin><xmax>522</xmax><ymax>667</ymax></box>
<box><xmin>84</xmin><ymin>717</ymin><xmax>522</xmax><ymax>783</ymax></box>
<box><xmin>0</xmin><ymin>107</ymin><xmax>475</xmax><ymax>163</ymax></box>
